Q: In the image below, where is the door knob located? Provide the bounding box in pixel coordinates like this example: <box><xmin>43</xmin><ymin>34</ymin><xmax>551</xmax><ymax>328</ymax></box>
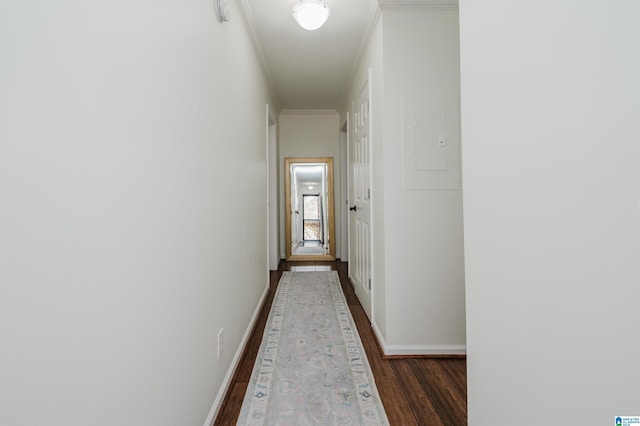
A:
<box><xmin>349</xmin><ymin>205</ymin><xmax>357</xmax><ymax>212</ymax></box>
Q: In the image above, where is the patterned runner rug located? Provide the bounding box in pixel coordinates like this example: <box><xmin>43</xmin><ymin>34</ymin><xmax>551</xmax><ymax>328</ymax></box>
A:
<box><xmin>237</xmin><ymin>271</ymin><xmax>389</xmax><ymax>425</ymax></box>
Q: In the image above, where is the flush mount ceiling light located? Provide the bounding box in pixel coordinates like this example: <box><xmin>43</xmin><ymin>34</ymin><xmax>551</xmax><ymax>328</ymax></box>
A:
<box><xmin>292</xmin><ymin>0</ymin><xmax>330</xmax><ymax>31</ymax></box>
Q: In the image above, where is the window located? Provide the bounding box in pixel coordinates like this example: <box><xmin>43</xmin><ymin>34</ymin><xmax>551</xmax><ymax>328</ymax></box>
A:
<box><xmin>303</xmin><ymin>194</ymin><xmax>322</xmax><ymax>241</ymax></box>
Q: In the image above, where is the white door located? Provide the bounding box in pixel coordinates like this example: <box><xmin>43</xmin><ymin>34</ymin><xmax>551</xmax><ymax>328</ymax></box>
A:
<box><xmin>348</xmin><ymin>77</ymin><xmax>372</xmax><ymax>320</ymax></box>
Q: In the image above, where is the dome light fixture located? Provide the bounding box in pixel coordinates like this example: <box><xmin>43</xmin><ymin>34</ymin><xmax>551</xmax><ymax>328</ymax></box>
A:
<box><xmin>292</xmin><ymin>0</ymin><xmax>330</xmax><ymax>31</ymax></box>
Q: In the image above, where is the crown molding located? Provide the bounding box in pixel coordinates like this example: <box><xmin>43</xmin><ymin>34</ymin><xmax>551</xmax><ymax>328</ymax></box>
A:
<box><xmin>280</xmin><ymin>109</ymin><xmax>340</xmax><ymax>116</ymax></box>
<box><xmin>377</xmin><ymin>0</ymin><xmax>458</xmax><ymax>12</ymax></box>
<box><xmin>235</xmin><ymin>0</ymin><xmax>282</xmax><ymax>110</ymax></box>
<box><xmin>378</xmin><ymin>4</ymin><xmax>458</xmax><ymax>11</ymax></box>
<box><xmin>340</xmin><ymin>0</ymin><xmax>381</xmax><ymax>112</ymax></box>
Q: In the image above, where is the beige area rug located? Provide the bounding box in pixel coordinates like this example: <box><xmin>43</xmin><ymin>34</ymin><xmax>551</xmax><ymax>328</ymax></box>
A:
<box><xmin>237</xmin><ymin>271</ymin><xmax>389</xmax><ymax>425</ymax></box>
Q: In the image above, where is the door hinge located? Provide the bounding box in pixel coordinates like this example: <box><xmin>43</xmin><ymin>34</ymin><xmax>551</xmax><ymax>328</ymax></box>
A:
<box><xmin>367</xmin><ymin>188</ymin><xmax>370</xmax><ymax>200</ymax></box>
<box><xmin>368</xmin><ymin>278</ymin><xmax>371</xmax><ymax>290</ymax></box>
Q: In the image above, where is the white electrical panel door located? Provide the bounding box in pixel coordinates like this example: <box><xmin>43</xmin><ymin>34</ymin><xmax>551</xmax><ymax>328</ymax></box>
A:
<box><xmin>402</xmin><ymin>92</ymin><xmax>461</xmax><ymax>190</ymax></box>
<box><xmin>415</xmin><ymin>111</ymin><xmax>447</xmax><ymax>171</ymax></box>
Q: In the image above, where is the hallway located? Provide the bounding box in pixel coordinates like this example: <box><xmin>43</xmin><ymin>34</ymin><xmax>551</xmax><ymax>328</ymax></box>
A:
<box><xmin>215</xmin><ymin>261</ymin><xmax>467</xmax><ymax>425</ymax></box>
<box><xmin>2</xmin><ymin>2</ymin><xmax>638</xmax><ymax>425</ymax></box>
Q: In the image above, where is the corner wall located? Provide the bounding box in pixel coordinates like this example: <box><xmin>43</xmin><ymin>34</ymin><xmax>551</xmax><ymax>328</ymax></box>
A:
<box><xmin>0</xmin><ymin>1</ymin><xmax>276</xmax><ymax>425</ymax></box>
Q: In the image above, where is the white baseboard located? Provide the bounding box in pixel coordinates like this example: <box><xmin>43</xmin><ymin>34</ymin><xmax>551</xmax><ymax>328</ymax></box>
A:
<box><xmin>371</xmin><ymin>319</ymin><xmax>386</xmax><ymax>349</ymax></box>
<box><xmin>383</xmin><ymin>345</ymin><xmax>467</xmax><ymax>356</ymax></box>
<box><xmin>371</xmin><ymin>321</ymin><xmax>466</xmax><ymax>356</ymax></box>
<box><xmin>204</xmin><ymin>283</ymin><xmax>270</xmax><ymax>426</ymax></box>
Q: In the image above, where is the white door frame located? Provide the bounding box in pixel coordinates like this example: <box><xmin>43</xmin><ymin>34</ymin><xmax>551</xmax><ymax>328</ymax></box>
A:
<box><xmin>266</xmin><ymin>105</ymin><xmax>279</xmax><ymax>271</ymax></box>
<box><xmin>340</xmin><ymin>119</ymin><xmax>349</xmax><ymax>262</ymax></box>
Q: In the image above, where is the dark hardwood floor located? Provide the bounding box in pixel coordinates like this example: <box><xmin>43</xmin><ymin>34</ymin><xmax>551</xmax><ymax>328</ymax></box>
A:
<box><xmin>214</xmin><ymin>261</ymin><xmax>467</xmax><ymax>425</ymax></box>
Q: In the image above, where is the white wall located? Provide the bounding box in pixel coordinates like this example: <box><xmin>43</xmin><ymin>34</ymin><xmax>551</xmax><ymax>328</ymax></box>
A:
<box><xmin>0</xmin><ymin>1</ymin><xmax>276</xmax><ymax>425</ymax></box>
<box><xmin>344</xmin><ymin>9</ymin><xmax>465</xmax><ymax>354</ymax></box>
<box><xmin>278</xmin><ymin>111</ymin><xmax>341</xmax><ymax>259</ymax></box>
<box><xmin>381</xmin><ymin>10</ymin><xmax>465</xmax><ymax>351</ymax></box>
<box><xmin>460</xmin><ymin>1</ymin><xmax>640</xmax><ymax>424</ymax></box>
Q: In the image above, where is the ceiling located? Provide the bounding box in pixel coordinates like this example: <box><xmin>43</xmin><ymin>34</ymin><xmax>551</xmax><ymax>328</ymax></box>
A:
<box><xmin>239</xmin><ymin>0</ymin><xmax>377</xmax><ymax>110</ymax></box>
<box><xmin>293</xmin><ymin>164</ymin><xmax>325</xmax><ymax>186</ymax></box>
<box><xmin>238</xmin><ymin>0</ymin><xmax>458</xmax><ymax>110</ymax></box>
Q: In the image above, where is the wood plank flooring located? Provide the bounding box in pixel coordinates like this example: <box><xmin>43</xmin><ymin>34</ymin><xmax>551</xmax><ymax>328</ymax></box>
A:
<box><xmin>214</xmin><ymin>261</ymin><xmax>467</xmax><ymax>425</ymax></box>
